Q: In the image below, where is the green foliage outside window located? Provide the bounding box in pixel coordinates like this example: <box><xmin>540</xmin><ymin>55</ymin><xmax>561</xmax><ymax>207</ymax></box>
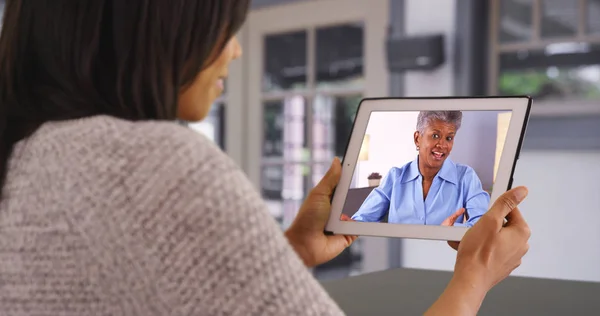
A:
<box><xmin>499</xmin><ymin>67</ymin><xmax>600</xmax><ymax>100</ymax></box>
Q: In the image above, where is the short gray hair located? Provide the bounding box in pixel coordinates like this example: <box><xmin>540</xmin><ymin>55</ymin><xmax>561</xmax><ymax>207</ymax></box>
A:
<box><xmin>416</xmin><ymin>111</ymin><xmax>462</xmax><ymax>134</ymax></box>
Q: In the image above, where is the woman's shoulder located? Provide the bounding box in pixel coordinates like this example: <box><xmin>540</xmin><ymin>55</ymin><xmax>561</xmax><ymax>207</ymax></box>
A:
<box><xmin>388</xmin><ymin>160</ymin><xmax>416</xmax><ymax>177</ymax></box>
<box><xmin>28</xmin><ymin>114</ymin><xmax>260</xmax><ymax>233</ymax></box>
<box><xmin>43</xmin><ymin>114</ymin><xmax>217</xmax><ymax>147</ymax></box>
<box><xmin>450</xmin><ymin>161</ymin><xmax>481</xmax><ymax>182</ymax></box>
<box><xmin>36</xmin><ymin>114</ymin><xmax>229</xmax><ymax>165</ymax></box>
<box><xmin>451</xmin><ymin>161</ymin><xmax>476</xmax><ymax>173</ymax></box>
<box><xmin>27</xmin><ymin>114</ymin><xmax>242</xmax><ymax>201</ymax></box>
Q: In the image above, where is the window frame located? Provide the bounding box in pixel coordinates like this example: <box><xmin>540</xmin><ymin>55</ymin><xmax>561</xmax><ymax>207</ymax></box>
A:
<box><xmin>243</xmin><ymin>0</ymin><xmax>389</xmax><ymax>189</ymax></box>
<box><xmin>488</xmin><ymin>0</ymin><xmax>600</xmax><ymax>112</ymax></box>
<box><xmin>482</xmin><ymin>0</ymin><xmax>600</xmax><ymax>151</ymax></box>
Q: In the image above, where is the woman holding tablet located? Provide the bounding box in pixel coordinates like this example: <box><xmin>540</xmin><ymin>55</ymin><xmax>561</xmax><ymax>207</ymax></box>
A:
<box><xmin>0</xmin><ymin>0</ymin><xmax>530</xmax><ymax>315</ymax></box>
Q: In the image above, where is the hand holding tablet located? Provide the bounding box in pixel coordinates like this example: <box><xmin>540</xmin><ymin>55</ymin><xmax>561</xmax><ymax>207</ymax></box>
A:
<box><xmin>285</xmin><ymin>96</ymin><xmax>532</xmax><ymax>315</ymax></box>
<box><xmin>325</xmin><ymin>96</ymin><xmax>531</xmax><ymax>241</ymax></box>
<box><xmin>425</xmin><ymin>185</ymin><xmax>531</xmax><ymax>315</ymax></box>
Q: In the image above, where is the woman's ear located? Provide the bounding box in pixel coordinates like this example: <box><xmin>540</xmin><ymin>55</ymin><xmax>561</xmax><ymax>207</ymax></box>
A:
<box><xmin>414</xmin><ymin>131</ymin><xmax>420</xmax><ymax>148</ymax></box>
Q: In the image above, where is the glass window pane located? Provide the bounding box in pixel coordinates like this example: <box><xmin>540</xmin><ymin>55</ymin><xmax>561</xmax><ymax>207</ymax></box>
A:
<box><xmin>311</xmin><ymin>162</ymin><xmax>329</xmax><ymax>188</ymax></box>
<box><xmin>541</xmin><ymin>0</ymin><xmax>578</xmax><ymax>38</ymax></box>
<box><xmin>312</xmin><ymin>94</ymin><xmax>361</xmax><ymax>162</ymax></box>
<box><xmin>261</xmin><ymin>163</ymin><xmax>309</xmax><ymax>230</ymax></box>
<box><xmin>498</xmin><ymin>0</ymin><xmax>533</xmax><ymax>43</ymax></box>
<box><xmin>263</xmin><ymin>97</ymin><xmax>309</xmax><ymax>160</ymax></box>
<box><xmin>263</xmin><ymin>30</ymin><xmax>307</xmax><ymax>92</ymax></box>
<box><xmin>498</xmin><ymin>45</ymin><xmax>600</xmax><ymax>100</ymax></box>
<box><xmin>499</xmin><ymin>65</ymin><xmax>600</xmax><ymax>100</ymax></box>
<box><xmin>499</xmin><ymin>65</ymin><xmax>600</xmax><ymax>101</ymax></box>
<box><xmin>587</xmin><ymin>0</ymin><xmax>600</xmax><ymax>34</ymax></box>
<box><xmin>316</xmin><ymin>23</ymin><xmax>364</xmax><ymax>89</ymax></box>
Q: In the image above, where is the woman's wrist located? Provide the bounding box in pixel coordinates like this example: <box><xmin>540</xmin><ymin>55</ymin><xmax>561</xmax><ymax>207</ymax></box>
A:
<box><xmin>446</xmin><ymin>271</ymin><xmax>488</xmax><ymax>312</ymax></box>
<box><xmin>425</xmin><ymin>272</ymin><xmax>488</xmax><ymax>316</ymax></box>
<box><xmin>284</xmin><ymin>228</ymin><xmax>314</xmax><ymax>267</ymax></box>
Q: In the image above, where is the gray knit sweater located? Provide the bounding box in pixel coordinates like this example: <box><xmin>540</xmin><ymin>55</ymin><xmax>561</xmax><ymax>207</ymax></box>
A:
<box><xmin>0</xmin><ymin>115</ymin><xmax>345</xmax><ymax>315</ymax></box>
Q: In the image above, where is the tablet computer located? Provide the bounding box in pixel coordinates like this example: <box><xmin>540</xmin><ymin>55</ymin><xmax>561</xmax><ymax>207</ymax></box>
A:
<box><xmin>325</xmin><ymin>96</ymin><xmax>531</xmax><ymax>241</ymax></box>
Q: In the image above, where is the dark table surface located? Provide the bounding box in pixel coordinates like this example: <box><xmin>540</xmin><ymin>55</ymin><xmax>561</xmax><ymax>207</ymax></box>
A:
<box><xmin>321</xmin><ymin>268</ymin><xmax>600</xmax><ymax>315</ymax></box>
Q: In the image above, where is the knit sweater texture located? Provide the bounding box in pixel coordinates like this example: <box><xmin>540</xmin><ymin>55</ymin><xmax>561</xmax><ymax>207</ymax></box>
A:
<box><xmin>0</xmin><ymin>115</ymin><xmax>345</xmax><ymax>315</ymax></box>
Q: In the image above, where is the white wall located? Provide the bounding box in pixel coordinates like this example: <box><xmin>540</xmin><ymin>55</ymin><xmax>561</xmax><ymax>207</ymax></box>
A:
<box><xmin>403</xmin><ymin>0</ymin><xmax>456</xmax><ymax>98</ymax></box>
<box><xmin>399</xmin><ymin>0</ymin><xmax>600</xmax><ymax>283</ymax></box>
<box><xmin>353</xmin><ymin>111</ymin><xmax>419</xmax><ymax>188</ymax></box>
<box><xmin>449</xmin><ymin>111</ymin><xmax>498</xmax><ymax>191</ymax></box>
<box><xmin>402</xmin><ymin>151</ymin><xmax>600</xmax><ymax>282</ymax></box>
<box><xmin>512</xmin><ymin>151</ymin><xmax>600</xmax><ymax>281</ymax></box>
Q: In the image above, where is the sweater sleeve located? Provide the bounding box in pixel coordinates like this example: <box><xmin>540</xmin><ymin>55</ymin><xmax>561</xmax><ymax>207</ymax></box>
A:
<box><xmin>81</xmin><ymin>124</ymin><xmax>346</xmax><ymax>316</ymax></box>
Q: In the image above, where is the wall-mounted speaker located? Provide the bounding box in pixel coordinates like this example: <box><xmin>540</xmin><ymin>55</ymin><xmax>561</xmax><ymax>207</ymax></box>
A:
<box><xmin>386</xmin><ymin>34</ymin><xmax>445</xmax><ymax>72</ymax></box>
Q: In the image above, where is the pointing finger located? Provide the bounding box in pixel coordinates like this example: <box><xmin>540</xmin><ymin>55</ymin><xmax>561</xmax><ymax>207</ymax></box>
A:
<box><xmin>449</xmin><ymin>208</ymin><xmax>465</xmax><ymax>222</ymax></box>
<box><xmin>453</xmin><ymin>208</ymin><xmax>465</xmax><ymax>217</ymax></box>
<box><xmin>443</xmin><ymin>208</ymin><xmax>465</xmax><ymax>226</ymax></box>
<box><xmin>340</xmin><ymin>214</ymin><xmax>355</xmax><ymax>221</ymax></box>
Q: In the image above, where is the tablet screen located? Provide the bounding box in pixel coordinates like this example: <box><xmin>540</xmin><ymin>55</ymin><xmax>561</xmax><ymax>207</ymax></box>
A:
<box><xmin>339</xmin><ymin>110</ymin><xmax>512</xmax><ymax>228</ymax></box>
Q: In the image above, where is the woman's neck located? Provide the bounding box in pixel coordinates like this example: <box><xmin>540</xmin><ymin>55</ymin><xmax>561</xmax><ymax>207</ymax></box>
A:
<box><xmin>418</xmin><ymin>161</ymin><xmax>441</xmax><ymax>182</ymax></box>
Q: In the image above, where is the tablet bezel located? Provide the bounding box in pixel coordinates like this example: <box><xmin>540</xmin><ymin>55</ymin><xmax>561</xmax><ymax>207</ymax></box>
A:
<box><xmin>324</xmin><ymin>96</ymin><xmax>532</xmax><ymax>241</ymax></box>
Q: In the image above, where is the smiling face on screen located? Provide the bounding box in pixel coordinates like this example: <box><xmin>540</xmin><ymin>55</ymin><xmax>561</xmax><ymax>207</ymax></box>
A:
<box><xmin>414</xmin><ymin>119</ymin><xmax>457</xmax><ymax>175</ymax></box>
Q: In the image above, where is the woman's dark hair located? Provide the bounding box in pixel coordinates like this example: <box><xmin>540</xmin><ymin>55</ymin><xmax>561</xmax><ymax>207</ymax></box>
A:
<box><xmin>0</xmin><ymin>0</ymin><xmax>249</xmax><ymax>191</ymax></box>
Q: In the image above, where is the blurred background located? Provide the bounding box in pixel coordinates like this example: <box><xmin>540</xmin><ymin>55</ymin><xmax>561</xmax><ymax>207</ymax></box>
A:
<box><xmin>4</xmin><ymin>0</ymin><xmax>598</xmax><ymax>283</ymax></box>
<box><xmin>200</xmin><ymin>0</ymin><xmax>600</xmax><ymax>283</ymax></box>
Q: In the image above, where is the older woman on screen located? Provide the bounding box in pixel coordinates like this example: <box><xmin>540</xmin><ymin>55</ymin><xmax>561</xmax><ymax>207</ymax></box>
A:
<box><xmin>350</xmin><ymin>111</ymin><xmax>490</xmax><ymax>227</ymax></box>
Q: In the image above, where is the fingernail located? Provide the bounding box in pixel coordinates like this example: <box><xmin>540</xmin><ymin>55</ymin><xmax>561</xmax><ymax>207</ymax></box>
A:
<box><xmin>514</xmin><ymin>186</ymin><xmax>528</xmax><ymax>203</ymax></box>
